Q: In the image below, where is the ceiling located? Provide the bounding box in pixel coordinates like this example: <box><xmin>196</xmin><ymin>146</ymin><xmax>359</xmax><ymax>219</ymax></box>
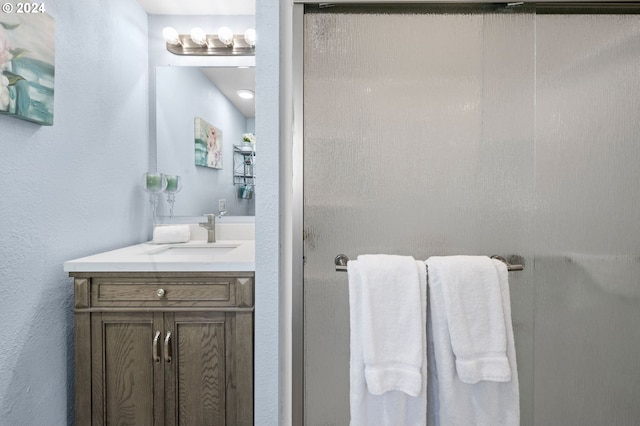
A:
<box><xmin>136</xmin><ymin>0</ymin><xmax>254</xmax><ymax>16</ymax></box>
<box><xmin>138</xmin><ymin>0</ymin><xmax>256</xmax><ymax>118</ymax></box>
<box><xmin>201</xmin><ymin>67</ymin><xmax>255</xmax><ymax>118</ymax></box>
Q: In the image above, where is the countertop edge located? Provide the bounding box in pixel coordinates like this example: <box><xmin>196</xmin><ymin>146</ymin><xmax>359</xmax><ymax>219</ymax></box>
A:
<box><xmin>63</xmin><ymin>240</ymin><xmax>255</xmax><ymax>273</ymax></box>
<box><xmin>65</xmin><ymin>262</ymin><xmax>256</xmax><ymax>273</ymax></box>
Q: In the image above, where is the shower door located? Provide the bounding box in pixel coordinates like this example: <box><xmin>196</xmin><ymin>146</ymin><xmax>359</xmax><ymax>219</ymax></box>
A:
<box><xmin>301</xmin><ymin>4</ymin><xmax>640</xmax><ymax>426</ymax></box>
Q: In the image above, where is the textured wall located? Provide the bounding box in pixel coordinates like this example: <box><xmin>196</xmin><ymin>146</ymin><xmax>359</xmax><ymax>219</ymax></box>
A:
<box><xmin>0</xmin><ymin>0</ymin><xmax>149</xmax><ymax>424</ymax></box>
<box><xmin>255</xmin><ymin>0</ymin><xmax>282</xmax><ymax>424</ymax></box>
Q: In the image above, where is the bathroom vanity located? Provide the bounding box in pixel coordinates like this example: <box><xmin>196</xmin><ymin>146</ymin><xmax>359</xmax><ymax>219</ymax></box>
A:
<box><xmin>65</xmin><ymin>235</ymin><xmax>255</xmax><ymax>425</ymax></box>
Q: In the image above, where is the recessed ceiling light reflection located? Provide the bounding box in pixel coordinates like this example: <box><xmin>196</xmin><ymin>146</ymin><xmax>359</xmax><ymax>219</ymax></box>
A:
<box><xmin>236</xmin><ymin>89</ymin><xmax>254</xmax><ymax>99</ymax></box>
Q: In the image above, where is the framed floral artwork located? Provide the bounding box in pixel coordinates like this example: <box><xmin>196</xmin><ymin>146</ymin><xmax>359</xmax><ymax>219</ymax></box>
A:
<box><xmin>194</xmin><ymin>117</ymin><xmax>222</xmax><ymax>169</ymax></box>
<box><xmin>0</xmin><ymin>8</ymin><xmax>55</xmax><ymax>125</ymax></box>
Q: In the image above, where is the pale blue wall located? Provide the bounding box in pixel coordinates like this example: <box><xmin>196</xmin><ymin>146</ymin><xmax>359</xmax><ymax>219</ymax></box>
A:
<box><xmin>0</xmin><ymin>0</ymin><xmax>149</xmax><ymax>424</ymax></box>
<box><xmin>255</xmin><ymin>0</ymin><xmax>282</xmax><ymax>423</ymax></box>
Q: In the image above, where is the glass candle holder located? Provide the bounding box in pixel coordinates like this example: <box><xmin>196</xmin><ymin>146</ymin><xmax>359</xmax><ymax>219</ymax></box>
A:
<box><xmin>142</xmin><ymin>172</ymin><xmax>167</xmax><ymax>220</ymax></box>
<box><xmin>162</xmin><ymin>174</ymin><xmax>182</xmax><ymax>217</ymax></box>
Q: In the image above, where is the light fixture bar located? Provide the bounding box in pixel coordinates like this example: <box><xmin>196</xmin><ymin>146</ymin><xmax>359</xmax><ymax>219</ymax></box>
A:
<box><xmin>165</xmin><ymin>34</ymin><xmax>255</xmax><ymax>56</ymax></box>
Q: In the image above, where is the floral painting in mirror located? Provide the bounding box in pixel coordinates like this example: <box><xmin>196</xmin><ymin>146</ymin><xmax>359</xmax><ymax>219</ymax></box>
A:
<box><xmin>194</xmin><ymin>116</ymin><xmax>223</xmax><ymax>169</ymax></box>
<box><xmin>0</xmin><ymin>7</ymin><xmax>55</xmax><ymax>125</ymax></box>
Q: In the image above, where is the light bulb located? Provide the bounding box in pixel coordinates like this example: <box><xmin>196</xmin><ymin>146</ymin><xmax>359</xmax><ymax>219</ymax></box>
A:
<box><xmin>162</xmin><ymin>27</ymin><xmax>180</xmax><ymax>45</ymax></box>
<box><xmin>190</xmin><ymin>27</ymin><xmax>207</xmax><ymax>46</ymax></box>
<box><xmin>217</xmin><ymin>26</ymin><xmax>234</xmax><ymax>46</ymax></box>
<box><xmin>244</xmin><ymin>28</ymin><xmax>256</xmax><ymax>47</ymax></box>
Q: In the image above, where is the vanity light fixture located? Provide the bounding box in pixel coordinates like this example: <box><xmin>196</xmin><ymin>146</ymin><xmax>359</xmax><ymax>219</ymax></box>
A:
<box><xmin>236</xmin><ymin>89</ymin><xmax>255</xmax><ymax>100</ymax></box>
<box><xmin>162</xmin><ymin>26</ymin><xmax>256</xmax><ymax>56</ymax></box>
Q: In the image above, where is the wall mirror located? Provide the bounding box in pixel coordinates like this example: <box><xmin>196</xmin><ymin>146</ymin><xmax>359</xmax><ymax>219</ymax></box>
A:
<box><xmin>142</xmin><ymin>8</ymin><xmax>256</xmax><ymax>221</ymax></box>
<box><xmin>155</xmin><ymin>65</ymin><xmax>255</xmax><ymax>218</ymax></box>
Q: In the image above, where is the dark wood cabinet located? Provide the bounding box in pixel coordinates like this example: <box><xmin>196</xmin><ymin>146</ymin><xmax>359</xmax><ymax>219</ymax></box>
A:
<box><xmin>72</xmin><ymin>272</ymin><xmax>254</xmax><ymax>426</ymax></box>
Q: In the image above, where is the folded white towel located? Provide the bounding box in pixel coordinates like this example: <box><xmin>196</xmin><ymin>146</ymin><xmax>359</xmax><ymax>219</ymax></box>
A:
<box><xmin>427</xmin><ymin>256</ymin><xmax>519</xmax><ymax>426</ymax></box>
<box><xmin>357</xmin><ymin>254</ymin><xmax>425</xmax><ymax>395</ymax></box>
<box><xmin>427</xmin><ymin>255</ymin><xmax>510</xmax><ymax>384</ymax></box>
<box><xmin>152</xmin><ymin>225</ymin><xmax>191</xmax><ymax>244</ymax></box>
<box><xmin>349</xmin><ymin>255</ymin><xmax>428</xmax><ymax>426</ymax></box>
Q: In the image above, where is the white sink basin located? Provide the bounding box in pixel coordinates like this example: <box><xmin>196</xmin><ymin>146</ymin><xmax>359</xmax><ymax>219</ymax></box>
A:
<box><xmin>144</xmin><ymin>243</ymin><xmax>240</xmax><ymax>256</ymax></box>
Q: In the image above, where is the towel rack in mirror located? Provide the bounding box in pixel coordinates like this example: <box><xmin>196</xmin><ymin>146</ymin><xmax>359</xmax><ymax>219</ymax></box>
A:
<box><xmin>334</xmin><ymin>254</ymin><xmax>524</xmax><ymax>272</ymax></box>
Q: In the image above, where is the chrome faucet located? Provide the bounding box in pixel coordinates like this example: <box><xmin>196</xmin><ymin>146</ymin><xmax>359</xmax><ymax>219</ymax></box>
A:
<box><xmin>199</xmin><ymin>214</ymin><xmax>216</xmax><ymax>243</ymax></box>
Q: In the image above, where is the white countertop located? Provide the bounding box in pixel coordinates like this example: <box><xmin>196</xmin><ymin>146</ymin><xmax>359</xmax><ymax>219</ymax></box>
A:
<box><xmin>64</xmin><ymin>239</ymin><xmax>255</xmax><ymax>273</ymax></box>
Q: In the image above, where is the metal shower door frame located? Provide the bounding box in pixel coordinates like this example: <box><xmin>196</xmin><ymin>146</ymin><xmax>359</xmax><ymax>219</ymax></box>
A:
<box><xmin>288</xmin><ymin>2</ymin><xmax>637</xmax><ymax>424</ymax></box>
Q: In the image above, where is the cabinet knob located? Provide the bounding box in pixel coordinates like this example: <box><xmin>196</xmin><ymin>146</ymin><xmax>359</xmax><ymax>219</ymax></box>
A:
<box><xmin>157</xmin><ymin>288</ymin><xmax>166</xmax><ymax>297</ymax></box>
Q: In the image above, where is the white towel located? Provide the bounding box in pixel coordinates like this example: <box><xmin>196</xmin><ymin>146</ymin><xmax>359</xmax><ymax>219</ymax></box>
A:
<box><xmin>348</xmin><ymin>255</ymin><xmax>427</xmax><ymax>426</ymax></box>
<box><xmin>426</xmin><ymin>256</ymin><xmax>519</xmax><ymax>426</ymax></box>
<box><xmin>430</xmin><ymin>255</ymin><xmax>510</xmax><ymax>383</ymax></box>
<box><xmin>152</xmin><ymin>225</ymin><xmax>191</xmax><ymax>244</ymax></box>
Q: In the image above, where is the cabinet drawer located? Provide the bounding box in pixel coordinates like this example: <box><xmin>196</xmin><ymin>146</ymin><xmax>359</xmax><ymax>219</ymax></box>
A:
<box><xmin>91</xmin><ymin>277</ymin><xmax>242</xmax><ymax>308</ymax></box>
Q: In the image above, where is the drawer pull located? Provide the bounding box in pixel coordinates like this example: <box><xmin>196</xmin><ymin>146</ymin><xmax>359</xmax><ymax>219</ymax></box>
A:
<box><xmin>153</xmin><ymin>331</ymin><xmax>161</xmax><ymax>363</ymax></box>
<box><xmin>164</xmin><ymin>331</ymin><xmax>172</xmax><ymax>364</ymax></box>
<box><xmin>156</xmin><ymin>288</ymin><xmax>166</xmax><ymax>297</ymax></box>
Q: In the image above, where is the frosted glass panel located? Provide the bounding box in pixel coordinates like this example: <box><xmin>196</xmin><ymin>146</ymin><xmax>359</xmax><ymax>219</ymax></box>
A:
<box><xmin>303</xmin><ymin>7</ymin><xmax>640</xmax><ymax>426</ymax></box>
<box><xmin>533</xmin><ymin>14</ymin><xmax>640</xmax><ymax>425</ymax></box>
<box><xmin>303</xmin><ymin>9</ymin><xmax>535</xmax><ymax>425</ymax></box>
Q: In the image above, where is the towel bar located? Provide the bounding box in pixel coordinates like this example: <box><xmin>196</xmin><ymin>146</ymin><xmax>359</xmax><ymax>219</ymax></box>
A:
<box><xmin>334</xmin><ymin>254</ymin><xmax>524</xmax><ymax>272</ymax></box>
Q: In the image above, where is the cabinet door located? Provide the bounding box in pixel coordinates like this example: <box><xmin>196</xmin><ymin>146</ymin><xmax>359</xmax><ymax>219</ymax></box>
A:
<box><xmin>91</xmin><ymin>312</ymin><xmax>165</xmax><ymax>426</ymax></box>
<box><xmin>165</xmin><ymin>312</ymin><xmax>228</xmax><ymax>425</ymax></box>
